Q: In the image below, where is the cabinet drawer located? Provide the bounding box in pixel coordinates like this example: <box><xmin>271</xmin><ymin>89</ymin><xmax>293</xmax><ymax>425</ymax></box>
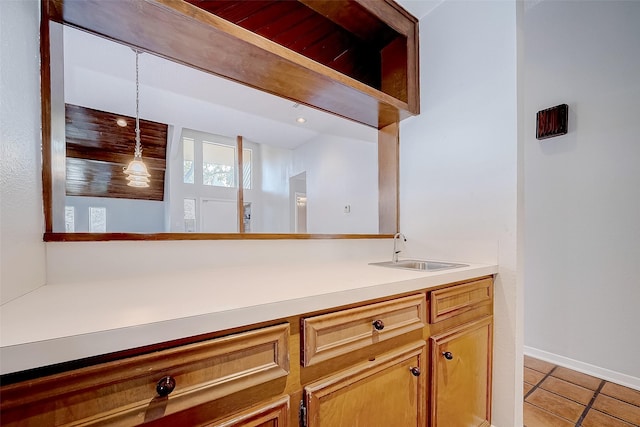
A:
<box><xmin>205</xmin><ymin>395</ymin><xmax>289</xmax><ymax>427</ymax></box>
<box><xmin>430</xmin><ymin>278</ymin><xmax>493</xmax><ymax>323</ymax></box>
<box><xmin>0</xmin><ymin>324</ymin><xmax>290</xmax><ymax>426</ymax></box>
<box><xmin>302</xmin><ymin>294</ymin><xmax>426</xmax><ymax>367</ymax></box>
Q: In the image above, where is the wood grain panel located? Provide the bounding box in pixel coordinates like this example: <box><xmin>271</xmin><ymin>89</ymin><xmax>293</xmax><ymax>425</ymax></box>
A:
<box><xmin>430</xmin><ymin>316</ymin><xmax>493</xmax><ymax>427</ymax></box>
<box><xmin>304</xmin><ymin>341</ymin><xmax>426</xmax><ymax>427</ymax></box>
<box><xmin>188</xmin><ymin>0</ymin><xmax>381</xmax><ymax>88</ymax></box>
<box><xmin>302</xmin><ymin>294</ymin><xmax>425</xmax><ymax>366</ymax></box>
<box><xmin>41</xmin><ymin>1</ymin><xmax>53</xmax><ymax>232</ymax></box>
<box><xmin>65</xmin><ymin>104</ymin><xmax>168</xmax><ymax>201</ymax></box>
<box><xmin>0</xmin><ymin>324</ymin><xmax>290</xmax><ymax>426</ymax></box>
<box><xmin>378</xmin><ymin>122</ymin><xmax>399</xmax><ymax>234</ymax></box>
<box><xmin>430</xmin><ymin>277</ymin><xmax>493</xmax><ymax>323</ymax></box>
<box><xmin>205</xmin><ymin>395</ymin><xmax>289</xmax><ymax>427</ymax></box>
<box><xmin>298</xmin><ymin>0</ymin><xmax>398</xmax><ymax>47</ymax></box>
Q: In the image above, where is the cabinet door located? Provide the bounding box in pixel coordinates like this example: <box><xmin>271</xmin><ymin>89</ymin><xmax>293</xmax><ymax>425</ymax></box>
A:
<box><xmin>430</xmin><ymin>317</ymin><xmax>493</xmax><ymax>427</ymax></box>
<box><xmin>304</xmin><ymin>341</ymin><xmax>425</xmax><ymax>427</ymax></box>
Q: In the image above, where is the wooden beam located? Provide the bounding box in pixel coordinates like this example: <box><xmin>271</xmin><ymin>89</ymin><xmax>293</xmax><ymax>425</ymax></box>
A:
<box><xmin>378</xmin><ymin>122</ymin><xmax>400</xmax><ymax>234</ymax></box>
<box><xmin>40</xmin><ymin>0</ymin><xmax>53</xmax><ymax>233</ymax></box>
<box><xmin>49</xmin><ymin>0</ymin><xmax>415</xmax><ymax>129</ymax></box>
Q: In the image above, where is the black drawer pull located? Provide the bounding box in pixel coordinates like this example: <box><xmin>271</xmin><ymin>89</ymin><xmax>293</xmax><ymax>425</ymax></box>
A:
<box><xmin>156</xmin><ymin>376</ymin><xmax>176</xmax><ymax>397</ymax></box>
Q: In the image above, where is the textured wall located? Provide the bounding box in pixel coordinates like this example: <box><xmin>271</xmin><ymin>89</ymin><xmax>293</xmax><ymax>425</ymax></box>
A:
<box><xmin>0</xmin><ymin>0</ymin><xmax>47</xmax><ymax>304</ymax></box>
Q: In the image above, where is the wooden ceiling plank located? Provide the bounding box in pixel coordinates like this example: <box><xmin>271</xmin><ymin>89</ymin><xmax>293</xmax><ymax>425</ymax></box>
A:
<box><xmin>297</xmin><ymin>0</ymin><xmax>397</xmax><ymax>48</ymax></box>
<box><xmin>235</xmin><ymin>2</ymin><xmax>303</xmax><ymax>33</ymax></box>
<box><xmin>252</xmin><ymin>7</ymin><xmax>316</xmax><ymax>41</ymax></box>
<box><xmin>65</xmin><ymin>104</ymin><xmax>167</xmax><ymax>201</ymax></box>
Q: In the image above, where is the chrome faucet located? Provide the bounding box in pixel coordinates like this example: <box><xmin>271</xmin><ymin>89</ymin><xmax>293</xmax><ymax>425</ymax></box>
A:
<box><xmin>392</xmin><ymin>233</ymin><xmax>406</xmax><ymax>263</ymax></box>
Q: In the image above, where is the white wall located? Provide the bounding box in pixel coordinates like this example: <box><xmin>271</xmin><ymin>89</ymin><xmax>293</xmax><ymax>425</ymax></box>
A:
<box><xmin>65</xmin><ymin>196</ymin><xmax>165</xmax><ymax>233</ymax></box>
<box><xmin>0</xmin><ymin>0</ymin><xmax>47</xmax><ymax>304</ymax></box>
<box><xmin>254</xmin><ymin>143</ymin><xmax>292</xmax><ymax>233</ymax></box>
<box><xmin>524</xmin><ymin>0</ymin><xmax>640</xmax><ymax>385</ymax></box>
<box><xmin>293</xmin><ymin>134</ymin><xmax>379</xmax><ymax>234</ymax></box>
<box><xmin>400</xmin><ymin>1</ymin><xmax>521</xmax><ymax>425</ymax></box>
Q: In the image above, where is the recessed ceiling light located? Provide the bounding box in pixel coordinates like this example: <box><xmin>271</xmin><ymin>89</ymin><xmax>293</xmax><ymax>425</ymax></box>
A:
<box><xmin>116</xmin><ymin>118</ymin><xmax>128</xmax><ymax>127</ymax></box>
<box><xmin>296</xmin><ymin>117</ymin><xmax>307</xmax><ymax>124</ymax></box>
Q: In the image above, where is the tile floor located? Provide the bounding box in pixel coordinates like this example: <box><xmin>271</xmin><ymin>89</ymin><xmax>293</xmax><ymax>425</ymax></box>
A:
<box><xmin>524</xmin><ymin>355</ymin><xmax>640</xmax><ymax>426</ymax></box>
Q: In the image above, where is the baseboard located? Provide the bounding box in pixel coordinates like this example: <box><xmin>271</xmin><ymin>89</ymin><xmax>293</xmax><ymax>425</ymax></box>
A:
<box><xmin>524</xmin><ymin>346</ymin><xmax>640</xmax><ymax>391</ymax></box>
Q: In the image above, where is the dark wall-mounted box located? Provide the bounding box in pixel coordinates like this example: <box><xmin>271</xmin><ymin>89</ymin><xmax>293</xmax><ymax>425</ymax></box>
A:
<box><xmin>536</xmin><ymin>104</ymin><xmax>568</xmax><ymax>140</ymax></box>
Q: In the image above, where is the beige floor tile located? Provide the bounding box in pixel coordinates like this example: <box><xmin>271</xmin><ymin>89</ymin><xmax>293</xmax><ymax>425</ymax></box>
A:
<box><xmin>601</xmin><ymin>382</ymin><xmax>640</xmax><ymax>407</ymax></box>
<box><xmin>540</xmin><ymin>376</ymin><xmax>595</xmax><ymax>405</ymax></box>
<box><xmin>551</xmin><ymin>366</ymin><xmax>602</xmax><ymax>390</ymax></box>
<box><xmin>524</xmin><ymin>382</ymin><xmax>535</xmax><ymax>396</ymax></box>
<box><xmin>592</xmin><ymin>394</ymin><xmax>640</xmax><ymax>425</ymax></box>
<box><xmin>525</xmin><ymin>388</ymin><xmax>585</xmax><ymax>422</ymax></box>
<box><xmin>525</xmin><ymin>355</ymin><xmax>556</xmax><ymax>374</ymax></box>
<box><xmin>525</xmin><ymin>367</ymin><xmax>546</xmax><ymax>385</ymax></box>
<box><xmin>524</xmin><ymin>402</ymin><xmax>574</xmax><ymax>427</ymax></box>
<box><xmin>582</xmin><ymin>409</ymin><xmax>636</xmax><ymax>427</ymax></box>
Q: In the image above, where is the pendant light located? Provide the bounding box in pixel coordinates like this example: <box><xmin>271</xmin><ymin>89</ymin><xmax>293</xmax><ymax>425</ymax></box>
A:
<box><xmin>123</xmin><ymin>49</ymin><xmax>150</xmax><ymax>187</ymax></box>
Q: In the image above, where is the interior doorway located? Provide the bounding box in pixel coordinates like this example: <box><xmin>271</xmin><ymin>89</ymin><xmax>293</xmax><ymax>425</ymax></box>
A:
<box><xmin>290</xmin><ymin>172</ymin><xmax>307</xmax><ymax>233</ymax></box>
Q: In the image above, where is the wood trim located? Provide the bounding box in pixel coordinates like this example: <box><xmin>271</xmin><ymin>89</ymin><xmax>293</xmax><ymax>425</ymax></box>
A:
<box><xmin>378</xmin><ymin>122</ymin><xmax>400</xmax><ymax>234</ymax></box>
<box><xmin>237</xmin><ymin>135</ymin><xmax>244</xmax><ymax>233</ymax></box>
<box><xmin>43</xmin><ymin>232</ymin><xmax>393</xmax><ymax>241</ymax></box>
<box><xmin>302</xmin><ymin>294</ymin><xmax>425</xmax><ymax>366</ymax></box>
<box><xmin>40</xmin><ymin>0</ymin><xmax>53</xmax><ymax>233</ymax></box>
<box><xmin>206</xmin><ymin>395</ymin><xmax>289</xmax><ymax>427</ymax></box>
<box><xmin>0</xmin><ymin>324</ymin><xmax>290</xmax><ymax>426</ymax></box>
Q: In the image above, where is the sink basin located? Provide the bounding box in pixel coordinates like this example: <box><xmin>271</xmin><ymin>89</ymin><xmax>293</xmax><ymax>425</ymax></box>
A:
<box><xmin>369</xmin><ymin>259</ymin><xmax>468</xmax><ymax>272</ymax></box>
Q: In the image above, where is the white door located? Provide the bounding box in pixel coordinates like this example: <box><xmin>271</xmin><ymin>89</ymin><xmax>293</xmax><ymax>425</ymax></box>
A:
<box><xmin>200</xmin><ymin>198</ymin><xmax>237</xmax><ymax>233</ymax></box>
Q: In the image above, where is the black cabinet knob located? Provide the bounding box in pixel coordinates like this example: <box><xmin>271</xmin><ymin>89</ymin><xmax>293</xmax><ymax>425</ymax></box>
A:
<box><xmin>409</xmin><ymin>366</ymin><xmax>421</xmax><ymax>377</ymax></box>
<box><xmin>442</xmin><ymin>351</ymin><xmax>454</xmax><ymax>360</ymax></box>
<box><xmin>372</xmin><ymin>319</ymin><xmax>385</xmax><ymax>331</ymax></box>
<box><xmin>156</xmin><ymin>376</ymin><xmax>176</xmax><ymax>397</ymax></box>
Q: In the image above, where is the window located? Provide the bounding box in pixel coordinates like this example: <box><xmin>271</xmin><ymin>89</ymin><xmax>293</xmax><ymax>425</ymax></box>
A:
<box><xmin>89</xmin><ymin>207</ymin><xmax>106</xmax><ymax>232</ymax></box>
<box><xmin>203</xmin><ymin>141</ymin><xmax>235</xmax><ymax>187</ymax></box>
<box><xmin>65</xmin><ymin>206</ymin><xmax>75</xmax><ymax>232</ymax></box>
<box><xmin>243</xmin><ymin>148</ymin><xmax>252</xmax><ymax>190</ymax></box>
<box><xmin>184</xmin><ymin>198</ymin><xmax>196</xmax><ymax>232</ymax></box>
<box><xmin>183</xmin><ymin>137</ymin><xmax>194</xmax><ymax>184</ymax></box>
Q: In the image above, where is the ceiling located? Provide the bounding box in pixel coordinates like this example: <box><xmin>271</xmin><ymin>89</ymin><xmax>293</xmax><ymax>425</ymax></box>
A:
<box><xmin>396</xmin><ymin>0</ymin><xmax>444</xmax><ymax>19</ymax></box>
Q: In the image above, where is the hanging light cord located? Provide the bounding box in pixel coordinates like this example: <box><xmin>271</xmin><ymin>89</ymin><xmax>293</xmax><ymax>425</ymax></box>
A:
<box><xmin>134</xmin><ymin>50</ymin><xmax>142</xmax><ymax>159</ymax></box>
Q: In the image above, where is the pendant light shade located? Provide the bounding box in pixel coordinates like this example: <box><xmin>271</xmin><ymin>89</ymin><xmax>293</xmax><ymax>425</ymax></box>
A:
<box><xmin>123</xmin><ymin>50</ymin><xmax>150</xmax><ymax>187</ymax></box>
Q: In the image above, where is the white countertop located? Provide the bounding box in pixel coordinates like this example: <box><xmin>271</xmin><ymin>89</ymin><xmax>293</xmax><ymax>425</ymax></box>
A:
<box><xmin>0</xmin><ymin>260</ymin><xmax>497</xmax><ymax>375</ymax></box>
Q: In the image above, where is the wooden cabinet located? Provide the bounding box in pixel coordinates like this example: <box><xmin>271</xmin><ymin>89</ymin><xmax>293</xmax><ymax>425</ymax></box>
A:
<box><xmin>428</xmin><ymin>279</ymin><xmax>494</xmax><ymax>427</ymax></box>
<box><xmin>0</xmin><ymin>324</ymin><xmax>290</xmax><ymax>426</ymax></box>
<box><xmin>303</xmin><ymin>341</ymin><xmax>426</xmax><ymax>427</ymax></box>
<box><xmin>0</xmin><ymin>276</ymin><xmax>493</xmax><ymax>427</ymax></box>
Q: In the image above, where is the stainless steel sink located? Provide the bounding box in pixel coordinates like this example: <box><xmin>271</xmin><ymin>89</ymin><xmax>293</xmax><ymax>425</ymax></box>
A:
<box><xmin>369</xmin><ymin>259</ymin><xmax>468</xmax><ymax>272</ymax></box>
